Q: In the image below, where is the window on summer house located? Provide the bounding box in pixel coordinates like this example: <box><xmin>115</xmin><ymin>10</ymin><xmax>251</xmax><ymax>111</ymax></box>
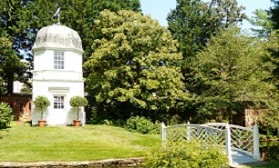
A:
<box><xmin>54</xmin><ymin>96</ymin><xmax>64</xmax><ymax>109</ymax></box>
<box><xmin>54</xmin><ymin>51</ymin><xmax>64</xmax><ymax>69</ymax></box>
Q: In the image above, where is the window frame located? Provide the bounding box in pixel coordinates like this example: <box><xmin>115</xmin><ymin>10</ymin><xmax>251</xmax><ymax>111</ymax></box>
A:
<box><xmin>54</xmin><ymin>51</ymin><xmax>64</xmax><ymax>69</ymax></box>
<box><xmin>53</xmin><ymin>95</ymin><xmax>65</xmax><ymax>109</ymax></box>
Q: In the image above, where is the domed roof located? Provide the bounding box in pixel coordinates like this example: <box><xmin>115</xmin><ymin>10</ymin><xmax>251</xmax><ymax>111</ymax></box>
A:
<box><xmin>33</xmin><ymin>23</ymin><xmax>83</xmax><ymax>52</ymax></box>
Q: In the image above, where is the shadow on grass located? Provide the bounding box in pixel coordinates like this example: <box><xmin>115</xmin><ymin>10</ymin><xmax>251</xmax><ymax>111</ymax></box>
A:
<box><xmin>0</xmin><ymin>125</ymin><xmax>12</xmax><ymax>139</ymax></box>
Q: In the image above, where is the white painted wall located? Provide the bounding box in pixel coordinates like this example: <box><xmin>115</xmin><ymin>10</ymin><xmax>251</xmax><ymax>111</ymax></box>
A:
<box><xmin>32</xmin><ymin>48</ymin><xmax>85</xmax><ymax>126</ymax></box>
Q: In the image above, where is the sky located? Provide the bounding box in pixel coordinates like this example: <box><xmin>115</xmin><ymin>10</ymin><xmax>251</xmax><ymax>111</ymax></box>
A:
<box><xmin>140</xmin><ymin>0</ymin><xmax>273</xmax><ymax>29</ymax></box>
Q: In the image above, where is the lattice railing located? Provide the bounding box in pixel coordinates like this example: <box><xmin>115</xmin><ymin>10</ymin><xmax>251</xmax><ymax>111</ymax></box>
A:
<box><xmin>161</xmin><ymin>122</ymin><xmax>261</xmax><ymax>163</ymax></box>
<box><xmin>204</xmin><ymin>123</ymin><xmax>255</xmax><ymax>156</ymax></box>
<box><xmin>165</xmin><ymin>124</ymin><xmax>225</xmax><ymax>147</ymax></box>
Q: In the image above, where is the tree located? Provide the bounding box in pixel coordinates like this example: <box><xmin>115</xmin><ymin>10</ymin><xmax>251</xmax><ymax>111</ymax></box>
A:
<box><xmin>270</xmin><ymin>0</ymin><xmax>279</xmax><ymax>30</ymax></box>
<box><xmin>249</xmin><ymin>9</ymin><xmax>273</xmax><ymax>38</ymax></box>
<box><xmin>70</xmin><ymin>96</ymin><xmax>88</xmax><ymax>121</ymax></box>
<box><xmin>194</xmin><ymin>26</ymin><xmax>276</xmax><ymax>123</ymax></box>
<box><xmin>84</xmin><ymin>10</ymin><xmax>189</xmax><ymax>120</ymax></box>
<box><xmin>166</xmin><ymin>0</ymin><xmax>246</xmax><ymax>119</ymax></box>
<box><xmin>0</xmin><ymin>31</ymin><xmax>27</xmax><ymax>95</ymax></box>
<box><xmin>167</xmin><ymin>0</ymin><xmax>246</xmax><ymax>60</ymax></box>
<box><xmin>33</xmin><ymin>96</ymin><xmax>50</xmax><ymax>120</ymax></box>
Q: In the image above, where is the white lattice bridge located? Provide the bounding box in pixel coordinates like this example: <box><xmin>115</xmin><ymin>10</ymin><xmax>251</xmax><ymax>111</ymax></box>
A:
<box><xmin>161</xmin><ymin>122</ymin><xmax>261</xmax><ymax>167</ymax></box>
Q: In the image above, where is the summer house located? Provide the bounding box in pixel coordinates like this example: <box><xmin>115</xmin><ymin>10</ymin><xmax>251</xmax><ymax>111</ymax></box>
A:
<box><xmin>31</xmin><ymin>23</ymin><xmax>85</xmax><ymax>126</ymax></box>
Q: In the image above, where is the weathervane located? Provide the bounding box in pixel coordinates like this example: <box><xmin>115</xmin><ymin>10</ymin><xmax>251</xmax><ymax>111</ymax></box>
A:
<box><xmin>52</xmin><ymin>7</ymin><xmax>62</xmax><ymax>24</ymax></box>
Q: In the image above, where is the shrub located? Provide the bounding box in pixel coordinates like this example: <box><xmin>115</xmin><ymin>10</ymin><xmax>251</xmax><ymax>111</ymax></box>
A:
<box><xmin>33</xmin><ymin>96</ymin><xmax>50</xmax><ymax>120</ymax></box>
<box><xmin>0</xmin><ymin>102</ymin><xmax>13</xmax><ymax>128</ymax></box>
<box><xmin>69</xmin><ymin>96</ymin><xmax>88</xmax><ymax>120</ymax></box>
<box><xmin>126</xmin><ymin>116</ymin><xmax>158</xmax><ymax>134</ymax></box>
<box><xmin>260</xmin><ymin>143</ymin><xmax>279</xmax><ymax>161</ymax></box>
<box><xmin>144</xmin><ymin>140</ymin><xmax>228</xmax><ymax>168</ymax></box>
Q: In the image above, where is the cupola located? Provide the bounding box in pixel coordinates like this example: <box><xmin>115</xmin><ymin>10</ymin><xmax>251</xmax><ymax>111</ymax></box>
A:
<box><xmin>32</xmin><ymin>23</ymin><xmax>83</xmax><ymax>53</ymax></box>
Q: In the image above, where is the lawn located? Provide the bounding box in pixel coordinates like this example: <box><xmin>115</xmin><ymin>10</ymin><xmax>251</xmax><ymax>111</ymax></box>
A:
<box><xmin>0</xmin><ymin>123</ymin><xmax>161</xmax><ymax>162</ymax></box>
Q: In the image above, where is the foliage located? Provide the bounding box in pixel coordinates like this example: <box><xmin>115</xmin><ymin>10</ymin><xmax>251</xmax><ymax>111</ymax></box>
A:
<box><xmin>0</xmin><ymin>34</ymin><xmax>27</xmax><ymax>94</ymax></box>
<box><xmin>0</xmin><ymin>124</ymin><xmax>160</xmax><ymax>162</ymax></box>
<box><xmin>270</xmin><ymin>0</ymin><xmax>279</xmax><ymax>30</ymax></box>
<box><xmin>144</xmin><ymin>140</ymin><xmax>228</xmax><ymax>168</ymax></box>
<box><xmin>33</xmin><ymin>96</ymin><xmax>50</xmax><ymax>120</ymax></box>
<box><xmin>84</xmin><ymin>10</ymin><xmax>189</xmax><ymax>120</ymax></box>
<box><xmin>20</xmin><ymin>83</ymin><xmax>32</xmax><ymax>94</ymax></box>
<box><xmin>257</xmin><ymin>31</ymin><xmax>279</xmax><ymax>131</ymax></box>
<box><xmin>194</xmin><ymin>26</ymin><xmax>276</xmax><ymax>122</ymax></box>
<box><xmin>70</xmin><ymin>96</ymin><xmax>88</xmax><ymax>108</ymax></box>
<box><xmin>0</xmin><ymin>102</ymin><xmax>13</xmax><ymax>128</ymax></box>
<box><xmin>70</xmin><ymin>96</ymin><xmax>88</xmax><ymax>120</ymax></box>
<box><xmin>126</xmin><ymin>116</ymin><xmax>159</xmax><ymax>134</ymax></box>
<box><xmin>167</xmin><ymin>0</ymin><xmax>246</xmax><ymax>121</ymax></box>
<box><xmin>249</xmin><ymin>9</ymin><xmax>273</xmax><ymax>38</ymax></box>
<box><xmin>260</xmin><ymin>144</ymin><xmax>279</xmax><ymax>161</ymax></box>
<box><xmin>167</xmin><ymin>0</ymin><xmax>246</xmax><ymax>59</ymax></box>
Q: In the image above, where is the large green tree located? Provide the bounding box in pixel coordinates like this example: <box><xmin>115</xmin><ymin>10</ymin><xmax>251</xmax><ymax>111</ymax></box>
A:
<box><xmin>0</xmin><ymin>30</ymin><xmax>27</xmax><ymax>95</ymax></box>
<box><xmin>194</xmin><ymin>27</ymin><xmax>276</xmax><ymax>123</ymax></box>
<box><xmin>166</xmin><ymin>0</ymin><xmax>246</xmax><ymax>119</ymax></box>
<box><xmin>0</xmin><ymin>1</ymin><xmax>30</xmax><ymax>94</ymax></box>
<box><xmin>84</xmin><ymin>10</ymin><xmax>189</xmax><ymax>120</ymax></box>
<box><xmin>167</xmin><ymin>0</ymin><xmax>246</xmax><ymax>60</ymax></box>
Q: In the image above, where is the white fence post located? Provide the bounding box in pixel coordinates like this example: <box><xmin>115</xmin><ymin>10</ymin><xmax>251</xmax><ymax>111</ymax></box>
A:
<box><xmin>161</xmin><ymin>122</ymin><xmax>166</xmax><ymax>141</ymax></box>
<box><xmin>253</xmin><ymin>124</ymin><xmax>261</xmax><ymax>160</ymax></box>
<box><xmin>187</xmin><ymin>121</ymin><xmax>191</xmax><ymax>141</ymax></box>
<box><xmin>225</xmin><ymin>123</ymin><xmax>232</xmax><ymax>164</ymax></box>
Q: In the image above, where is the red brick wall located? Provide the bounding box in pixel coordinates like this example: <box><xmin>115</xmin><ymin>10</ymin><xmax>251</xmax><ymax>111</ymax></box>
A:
<box><xmin>0</xmin><ymin>94</ymin><xmax>32</xmax><ymax>121</ymax></box>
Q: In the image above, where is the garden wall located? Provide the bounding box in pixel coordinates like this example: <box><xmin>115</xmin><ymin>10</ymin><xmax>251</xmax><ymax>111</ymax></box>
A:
<box><xmin>0</xmin><ymin>158</ymin><xmax>144</xmax><ymax>168</ymax></box>
<box><xmin>0</xmin><ymin>94</ymin><xmax>32</xmax><ymax>121</ymax></box>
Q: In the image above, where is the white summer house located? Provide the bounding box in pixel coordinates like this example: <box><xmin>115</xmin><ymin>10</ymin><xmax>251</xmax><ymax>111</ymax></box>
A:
<box><xmin>32</xmin><ymin>23</ymin><xmax>85</xmax><ymax>126</ymax></box>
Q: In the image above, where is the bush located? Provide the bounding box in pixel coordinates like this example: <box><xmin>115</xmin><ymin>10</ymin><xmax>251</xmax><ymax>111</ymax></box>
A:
<box><xmin>260</xmin><ymin>143</ymin><xmax>279</xmax><ymax>161</ymax></box>
<box><xmin>33</xmin><ymin>96</ymin><xmax>50</xmax><ymax>120</ymax></box>
<box><xmin>0</xmin><ymin>102</ymin><xmax>13</xmax><ymax>128</ymax></box>
<box><xmin>126</xmin><ymin>116</ymin><xmax>159</xmax><ymax>134</ymax></box>
<box><xmin>144</xmin><ymin>140</ymin><xmax>228</xmax><ymax>168</ymax></box>
<box><xmin>70</xmin><ymin>96</ymin><xmax>88</xmax><ymax>120</ymax></box>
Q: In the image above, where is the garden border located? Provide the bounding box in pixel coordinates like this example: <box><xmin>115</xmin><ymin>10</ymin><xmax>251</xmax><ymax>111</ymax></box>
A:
<box><xmin>0</xmin><ymin>157</ymin><xmax>144</xmax><ymax>168</ymax></box>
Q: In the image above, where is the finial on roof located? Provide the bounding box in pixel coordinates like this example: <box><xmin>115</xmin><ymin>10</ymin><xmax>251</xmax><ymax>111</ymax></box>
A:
<box><xmin>52</xmin><ymin>7</ymin><xmax>62</xmax><ymax>24</ymax></box>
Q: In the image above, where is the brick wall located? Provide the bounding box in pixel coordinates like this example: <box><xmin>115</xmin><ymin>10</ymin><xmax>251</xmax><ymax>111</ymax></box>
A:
<box><xmin>0</xmin><ymin>94</ymin><xmax>32</xmax><ymax>121</ymax></box>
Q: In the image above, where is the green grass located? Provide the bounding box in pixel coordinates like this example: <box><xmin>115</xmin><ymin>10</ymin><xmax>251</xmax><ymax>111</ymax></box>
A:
<box><xmin>0</xmin><ymin>123</ymin><xmax>160</xmax><ymax>162</ymax></box>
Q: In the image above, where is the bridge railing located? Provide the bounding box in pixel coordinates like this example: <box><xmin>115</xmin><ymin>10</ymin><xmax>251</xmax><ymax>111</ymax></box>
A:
<box><xmin>161</xmin><ymin>122</ymin><xmax>261</xmax><ymax>163</ymax></box>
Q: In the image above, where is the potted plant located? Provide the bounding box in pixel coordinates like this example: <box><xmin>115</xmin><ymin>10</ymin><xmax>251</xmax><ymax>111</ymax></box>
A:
<box><xmin>70</xmin><ymin>96</ymin><xmax>88</xmax><ymax>127</ymax></box>
<box><xmin>33</xmin><ymin>95</ymin><xmax>50</xmax><ymax>127</ymax></box>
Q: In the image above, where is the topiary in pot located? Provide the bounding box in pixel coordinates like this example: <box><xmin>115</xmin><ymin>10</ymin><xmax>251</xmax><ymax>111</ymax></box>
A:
<box><xmin>33</xmin><ymin>96</ymin><xmax>50</xmax><ymax>127</ymax></box>
<box><xmin>70</xmin><ymin>96</ymin><xmax>88</xmax><ymax>126</ymax></box>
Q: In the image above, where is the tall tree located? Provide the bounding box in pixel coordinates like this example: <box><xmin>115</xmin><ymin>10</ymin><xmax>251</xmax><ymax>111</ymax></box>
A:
<box><xmin>0</xmin><ymin>29</ymin><xmax>27</xmax><ymax>95</ymax></box>
<box><xmin>84</xmin><ymin>10</ymin><xmax>189</xmax><ymax>120</ymax></box>
<box><xmin>167</xmin><ymin>0</ymin><xmax>246</xmax><ymax>94</ymax></box>
<box><xmin>194</xmin><ymin>26</ymin><xmax>276</xmax><ymax>123</ymax></box>
<box><xmin>270</xmin><ymin>0</ymin><xmax>279</xmax><ymax>30</ymax></box>
<box><xmin>249</xmin><ymin>9</ymin><xmax>273</xmax><ymax>38</ymax></box>
<box><xmin>167</xmin><ymin>0</ymin><xmax>246</xmax><ymax>60</ymax></box>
